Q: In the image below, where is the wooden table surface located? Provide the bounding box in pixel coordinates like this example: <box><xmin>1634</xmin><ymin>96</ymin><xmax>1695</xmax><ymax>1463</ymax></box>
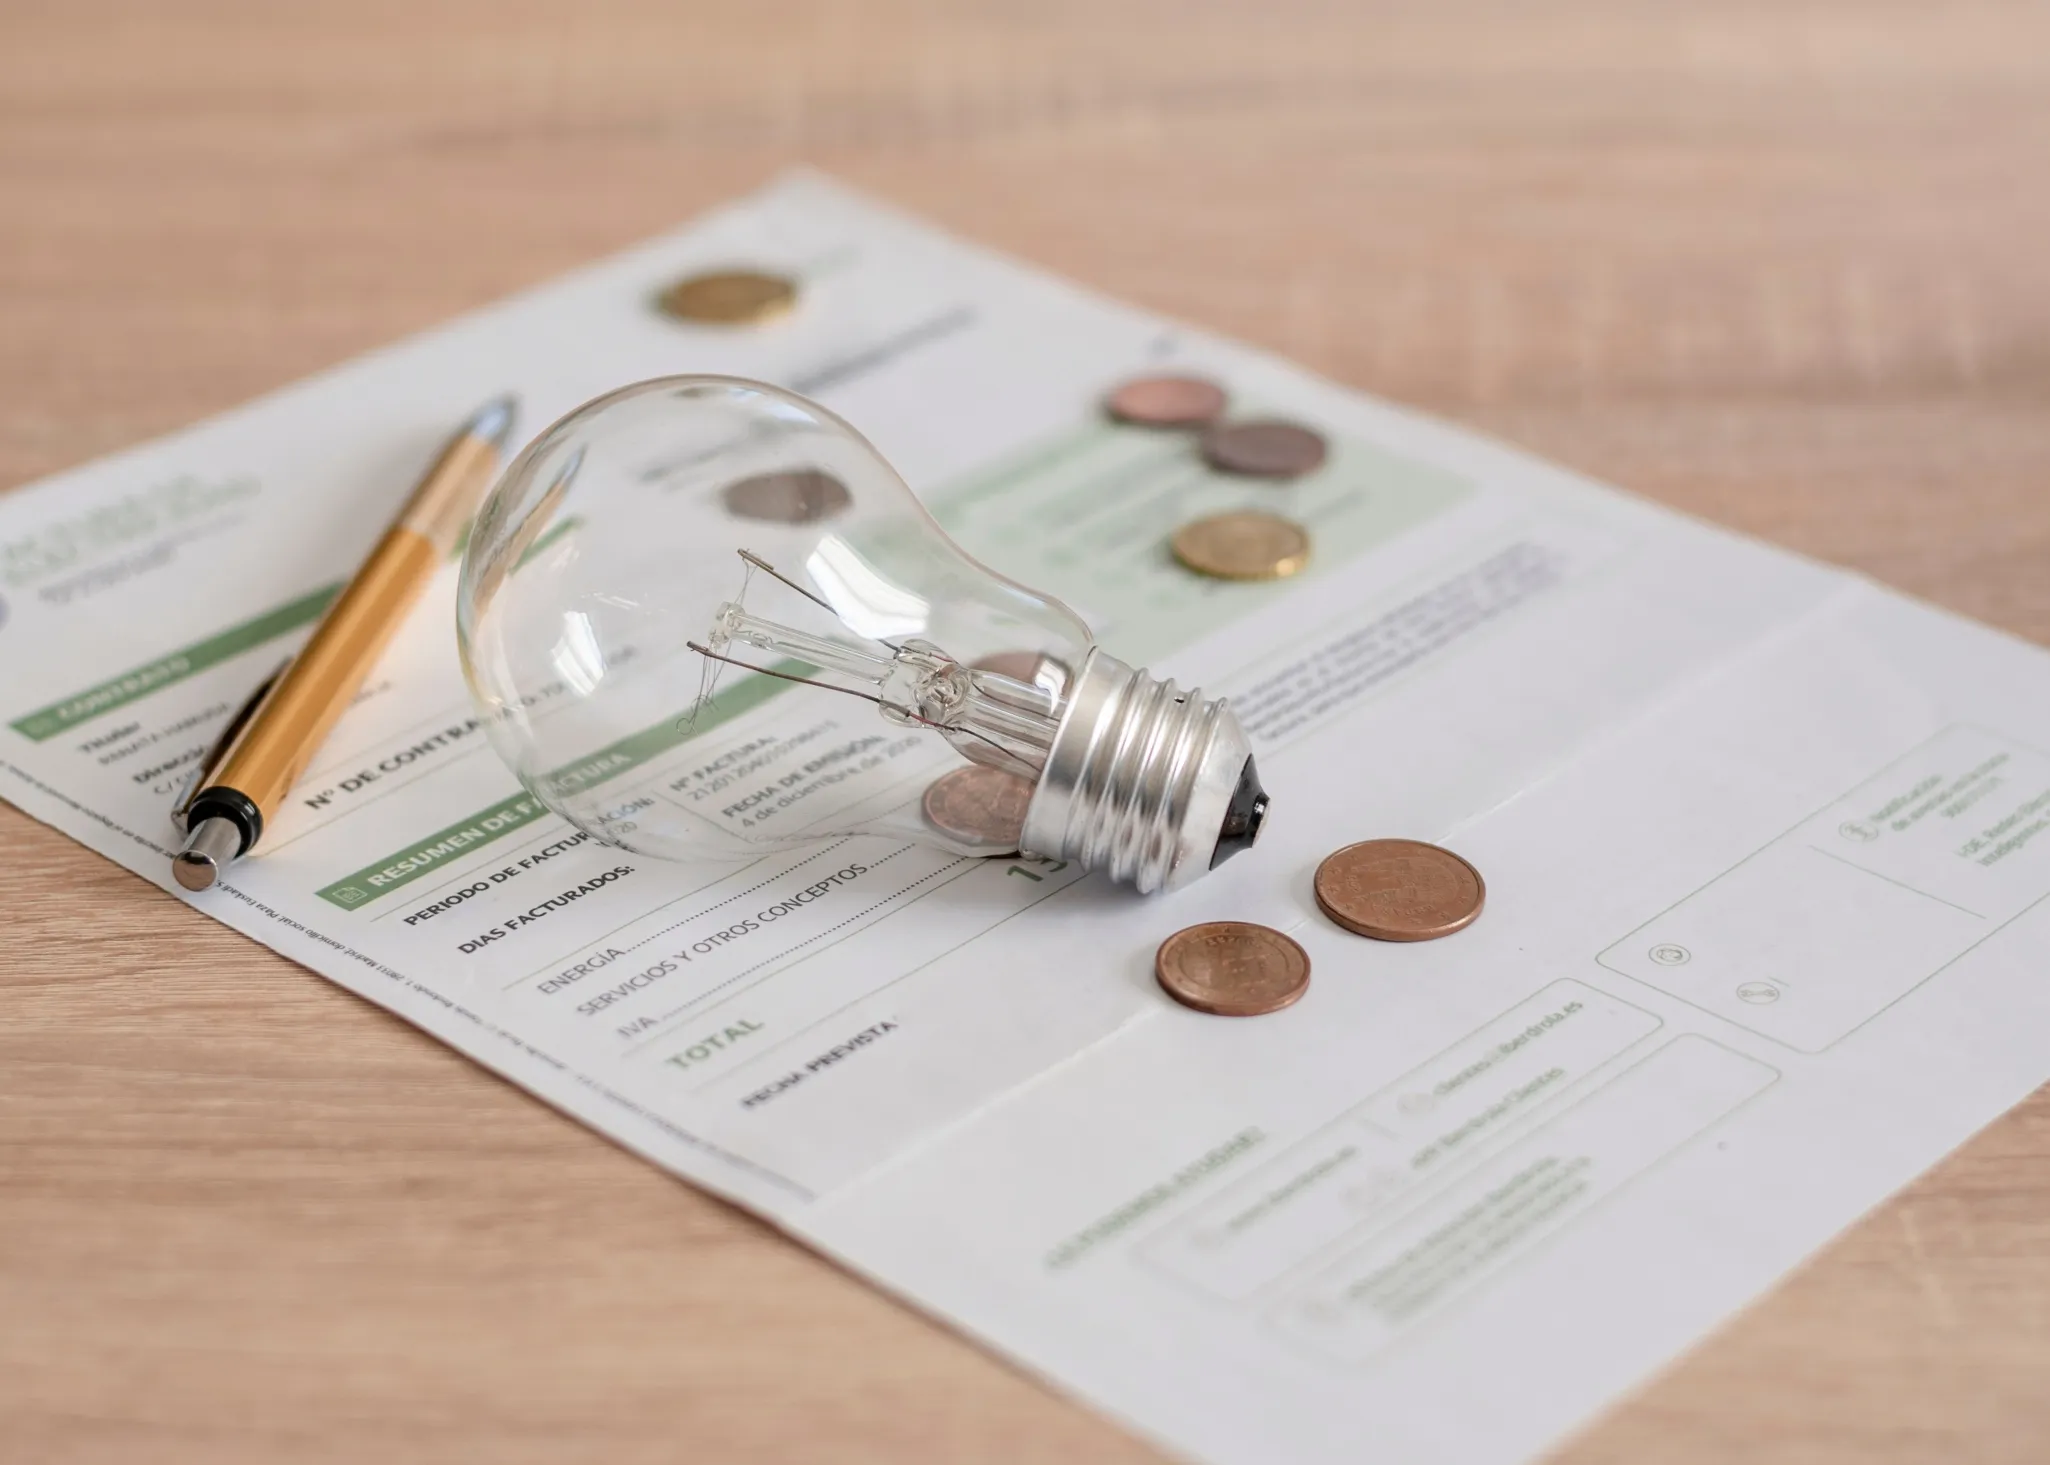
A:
<box><xmin>3</xmin><ymin>2</ymin><xmax>2047</xmax><ymax>1461</ymax></box>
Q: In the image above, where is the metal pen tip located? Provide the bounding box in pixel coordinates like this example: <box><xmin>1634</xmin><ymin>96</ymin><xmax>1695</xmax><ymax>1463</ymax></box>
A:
<box><xmin>466</xmin><ymin>393</ymin><xmax>521</xmax><ymax>454</ymax></box>
<box><xmin>172</xmin><ymin>815</ymin><xmax>241</xmax><ymax>892</ymax></box>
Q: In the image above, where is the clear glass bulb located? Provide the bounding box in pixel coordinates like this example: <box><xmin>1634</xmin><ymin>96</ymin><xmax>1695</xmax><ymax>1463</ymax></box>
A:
<box><xmin>457</xmin><ymin>376</ymin><xmax>1267</xmax><ymax>893</ymax></box>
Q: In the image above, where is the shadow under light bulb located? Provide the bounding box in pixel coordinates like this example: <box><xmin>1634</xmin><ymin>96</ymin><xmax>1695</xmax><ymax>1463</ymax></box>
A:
<box><xmin>457</xmin><ymin>376</ymin><xmax>1268</xmax><ymax>893</ymax></box>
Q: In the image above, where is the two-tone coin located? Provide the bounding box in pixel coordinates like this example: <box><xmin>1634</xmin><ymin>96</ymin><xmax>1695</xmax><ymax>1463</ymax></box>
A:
<box><xmin>1313</xmin><ymin>839</ymin><xmax>1485</xmax><ymax>941</ymax></box>
<box><xmin>1171</xmin><ymin>510</ymin><xmax>1311</xmax><ymax>581</ymax></box>
<box><xmin>921</xmin><ymin>764</ymin><xmax>1034</xmax><ymax>852</ymax></box>
<box><xmin>1104</xmin><ymin>375</ymin><xmax>1229</xmax><ymax>428</ymax></box>
<box><xmin>658</xmin><ymin>269</ymin><xmax>798</xmax><ymax>325</ymax></box>
<box><xmin>1201</xmin><ymin>420</ymin><xmax>1328</xmax><ymax>479</ymax></box>
<box><xmin>1155</xmin><ymin>921</ymin><xmax>1311</xmax><ymax>1016</ymax></box>
<box><xmin>721</xmin><ymin>468</ymin><xmax>851</xmax><ymax>524</ymax></box>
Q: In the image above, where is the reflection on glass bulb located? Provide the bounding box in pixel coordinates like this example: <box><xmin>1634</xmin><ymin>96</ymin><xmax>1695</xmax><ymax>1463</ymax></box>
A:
<box><xmin>550</xmin><ymin>611</ymin><xmax>608</xmax><ymax>699</ymax></box>
<box><xmin>457</xmin><ymin>375</ymin><xmax>1267</xmax><ymax>893</ymax></box>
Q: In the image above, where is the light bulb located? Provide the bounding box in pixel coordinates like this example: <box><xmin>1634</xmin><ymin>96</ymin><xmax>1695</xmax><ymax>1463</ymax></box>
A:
<box><xmin>457</xmin><ymin>376</ymin><xmax>1268</xmax><ymax>893</ymax></box>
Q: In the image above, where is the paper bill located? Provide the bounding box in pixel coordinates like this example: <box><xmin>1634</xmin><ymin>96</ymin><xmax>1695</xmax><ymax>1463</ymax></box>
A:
<box><xmin>4</xmin><ymin>174</ymin><xmax>2049</xmax><ymax>1465</ymax></box>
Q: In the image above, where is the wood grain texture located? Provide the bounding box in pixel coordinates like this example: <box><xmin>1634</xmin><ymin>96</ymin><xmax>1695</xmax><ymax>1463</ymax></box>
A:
<box><xmin>2</xmin><ymin>2</ymin><xmax>2047</xmax><ymax>1461</ymax></box>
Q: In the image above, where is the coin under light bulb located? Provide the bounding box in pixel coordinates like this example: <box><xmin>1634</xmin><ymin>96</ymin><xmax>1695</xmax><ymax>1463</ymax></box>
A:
<box><xmin>457</xmin><ymin>376</ymin><xmax>1269</xmax><ymax>893</ymax></box>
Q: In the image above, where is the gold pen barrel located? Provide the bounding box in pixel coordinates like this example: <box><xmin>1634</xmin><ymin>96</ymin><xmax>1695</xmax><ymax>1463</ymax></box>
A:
<box><xmin>172</xmin><ymin>408</ymin><xmax>512</xmax><ymax>889</ymax></box>
<box><xmin>204</xmin><ymin>525</ymin><xmax>443</xmax><ymax>822</ymax></box>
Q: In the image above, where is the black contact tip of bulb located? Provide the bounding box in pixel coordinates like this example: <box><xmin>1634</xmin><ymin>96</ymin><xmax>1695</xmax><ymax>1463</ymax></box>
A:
<box><xmin>1209</xmin><ymin>755</ymin><xmax>1270</xmax><ymax>870</ymax></box>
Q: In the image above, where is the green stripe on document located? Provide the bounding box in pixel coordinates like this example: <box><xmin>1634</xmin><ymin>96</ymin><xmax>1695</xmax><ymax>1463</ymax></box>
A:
<box><xmin>317</xmin><ymin>662</ymin><xmax>800</xmax><ymax>911</ymax></box>
<box><xmin>9</xmin><ymin>583</ymin><xmax>341</xmax><ymax>742</ymax></box>
<box><xmin>927</xmin><ymin>422</ymin><xmax>1110</xmax><ymax>521</ymax></box>
<box><xmin>315</xmin><ymin>790</ymin><xmax>549</xmax><ymax>909</ymax></box>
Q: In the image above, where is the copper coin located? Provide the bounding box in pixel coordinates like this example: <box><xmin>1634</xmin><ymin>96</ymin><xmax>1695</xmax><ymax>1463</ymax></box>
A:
<box><xmin>1170</xmin><ymin>510</ymin><xmax>1310</xmax><ymax>581</ymax></box>
<box><xmin>1104</xmin><ymin>375</ymin><xmax>1229</xmax><ymax>428</ymax></box>
<box><xmin>1155</xmin><ymin>922</ymin><xmax>1311</xmax><ymax>1017</ymax></box>
<box><xmin>1201</xmin><ymin>419</ymin><xmax>1329</xmax><ymax>478</ymax></box>
<box><xmin>1314</xmin><ymin>839</ymin><xmax>1485</xmax><ymax>941</ymax></box>
<box><xmin>658</xmin><ymin>269</ymin><xmax>798</xmax><ymax>325</ymax></box>
<box><xmin>971</xmin><ymin>650</ymin><xmax>1047</xmax><ymax>683</ymax></box>
<box><xmin>921</xmin><ymin>765</ymin><xmax>1034</xmax><ymax>852</ymax></box>
<box><xmin>722</xmin><ymin>469</ymin><xmax>852</xmax><ymax>524</ymax></box>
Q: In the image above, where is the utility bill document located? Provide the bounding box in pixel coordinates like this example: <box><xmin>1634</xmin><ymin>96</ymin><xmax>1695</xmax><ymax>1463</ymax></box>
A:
<box><xmin>4</xmin><ymin>175</ymin><xmax>2049</xmax><ymax>1465</ymax></box>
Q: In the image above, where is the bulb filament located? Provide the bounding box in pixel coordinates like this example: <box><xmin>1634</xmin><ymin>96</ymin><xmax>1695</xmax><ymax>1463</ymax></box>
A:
<box><xmin>688</xmin><ymin>550</ymin><xmax>1072</xmax><ymax>778</ymax></box>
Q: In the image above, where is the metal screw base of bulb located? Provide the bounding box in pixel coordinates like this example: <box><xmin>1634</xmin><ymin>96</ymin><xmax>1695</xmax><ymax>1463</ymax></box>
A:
<box><xmin>1020</xmin><ymin>650</ymin><xmax>1267</xmax><ymax>894</ymax></box>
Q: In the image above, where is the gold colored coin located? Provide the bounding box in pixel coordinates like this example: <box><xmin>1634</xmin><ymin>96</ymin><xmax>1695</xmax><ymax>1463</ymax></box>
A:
<box><xmin>658</xmin><ymin>269</ymin><xmax>798</xmax><ymax>325</ymax></box>
<box><xmin>1314</xmin><ymin>839</ymin><xmax>1485</xmax><ymax>941</ymax></box>
<box><xmin>921</xmin><ymin>765</ymin><xmax>1034</xmax><ymax>852</ymax></box>
<box><xmin>1170</xmin><ymin>511</ymin><xmax>1310</xmax><ymax>581</ymax></box>
<box><xmin>1155</xmin><ymin>921</ymin><xmax>1311</xmax><ymax>1017</ymax></box>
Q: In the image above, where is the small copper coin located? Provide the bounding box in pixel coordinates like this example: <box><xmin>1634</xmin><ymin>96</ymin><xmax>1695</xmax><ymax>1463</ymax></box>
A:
<box><xmin>922</xmin><ymin>765</ymin><xmax>1034</xmax><ymax>852</ymax></box>
<box><xmin>1314</xmin><ymin>839</ymin><xmax>1485</xmax><ymax>941</ymax></box>
<box><xmin>1171</xmin><ymin>510</ymin><xmax>1310</xmax><ymax>581</ymax></box>
<box><xmin>971</xmin><ymin>650</ymin><xmax>1047</xmax><ymax>683</ymax></box>
<box><xmin>1104</xmin><ymin>375</ymin><xmax>1229</xmax><ymax>428</ymax></box>
<box><xmin>1156</xmin><ymin>922</ymin><xmax>1311</xmax><ymax>1016</ymax></box>
<box><xmin>658</xmin><ymin>269</ymin><xmax>798</xmax><ymax>325</ymax></box>
<box><xmin>722</xmin><ymin>469</ymin><xmax>852</xmax><ymax>524</ymax></box>
<box><xmin>1201</xmin><ymin>419</ymin><xmax>1329</xmax><ymax>478</ymax></box>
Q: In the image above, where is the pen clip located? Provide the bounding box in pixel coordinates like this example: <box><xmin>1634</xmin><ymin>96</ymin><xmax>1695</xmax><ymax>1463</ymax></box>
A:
<box><xmin>170</xmin><ymin>659</ymin><xmax>287</xmax><ymax>831</ymax></box>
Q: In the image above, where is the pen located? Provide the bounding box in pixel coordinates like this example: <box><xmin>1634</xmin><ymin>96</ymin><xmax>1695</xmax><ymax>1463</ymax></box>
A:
<box><xmin>170</xmin><ymin>394</ymin><xmax>521</xmax><ymax>891</ymax></box>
